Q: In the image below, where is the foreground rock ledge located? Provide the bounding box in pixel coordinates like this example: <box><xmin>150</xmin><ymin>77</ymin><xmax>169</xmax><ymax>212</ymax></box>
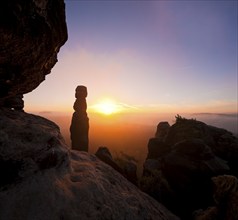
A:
<box><xmin>0</xmin><ymin>109</ymin><xmax>179</xmax><ymax>220</ymax></box>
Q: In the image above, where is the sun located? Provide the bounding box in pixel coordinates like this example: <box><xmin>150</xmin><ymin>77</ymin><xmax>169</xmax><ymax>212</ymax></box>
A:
<box><xmin>91</xmin><ymin>99</ymin><xmax>122</xmax><ymax>115</ymax></box>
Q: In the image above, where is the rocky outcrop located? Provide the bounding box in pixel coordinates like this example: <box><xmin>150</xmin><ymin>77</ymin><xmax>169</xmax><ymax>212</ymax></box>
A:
<box><xmin>141</xmin><ymin>116</ymin><xmax>238</xmax><ymax>219</ymax></box>
<box><xmin>155</xmin><ymin>121</ymin><xmax>170</xmax><ymax>140</ymax></box>
<box><xmin>165</xmin><ymin>116</ymin><xmax>238</xmax><ymax>175</ymax></box>
<box><xmin>0</xmin><ymin>108</ymin><xmax>70</xmax><ymax>189</ymax></box>
<box><xmin>0</xmin><ymin>109</ymin><xmax>180</xmax><ymax>220</ymax></box>
<box><xmin>96</xmin><ymin>147</ymin><xmax>138</xmax><ymax>185</ymax></box>
<box><xmin>70</xmin><ymin>85</ymin><xmax>89</xmax><ymax>151</ymax></box>
<box><xmin>95</xmin><ymin>146</ymin><xmax>124</xmax><ymax>174</ymax></box>
<box><xmin>0</xmin><ymin>0</ymin><xmax>67</xmax><ymax>107</ymax></box>
<box><xmin>193</xmin><ymin>175</ymin><xmax>238</xmax><ymax>220</ymax></box>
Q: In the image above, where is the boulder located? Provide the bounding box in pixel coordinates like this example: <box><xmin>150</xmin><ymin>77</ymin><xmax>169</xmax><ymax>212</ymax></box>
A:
<box><xmin>0</xmin><ymin>108</ymin><xmax>70</xmax><ymax>189</ymax></box>
<box><xmin>95</xmin><ymin>147</ymin><xmax>138</xmax><ymax>185</ymax></box>
<box><xmin>0</xmin><ymin>109</ymin><xmax>180</xmax><ymax>220</ymax></box>
<box><xmin>165</xmin><ymin>118</ymin><xmax>215</xmax><ymax>146</ymax></box>
<box><xmin>95</xmin><ymin>146</ymin><xmax>124</xmax><ymax>174</ymax></box>
<box><xmin>165</xmin><ymin>118</ymin><xmax>238</xmax><ymax>174</ymax></box>
<box><xmin>161</xmin><ymin>139</ymin><xmax>230</xmax><ymax>217</ymax></box>
<box><xmin>155</xmin><ymin>121</ymin><xmax>170</xmax><ymax>140</ymax></box>
<box><xmin>141</xmin><ymin>117</ymin><xmax>238</xmax><ymax>219</ymax></box>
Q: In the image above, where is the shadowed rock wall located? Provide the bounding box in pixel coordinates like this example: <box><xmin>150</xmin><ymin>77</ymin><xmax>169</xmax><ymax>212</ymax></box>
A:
<box><xmin>141</xmin><ymin>117</ymin><xmax>238</xmax><ymax>219</ymax></box>
<box><xmin>0</xmin><ymin>0</ymin><xmax>67</xmax><ymax>106</ymax></box>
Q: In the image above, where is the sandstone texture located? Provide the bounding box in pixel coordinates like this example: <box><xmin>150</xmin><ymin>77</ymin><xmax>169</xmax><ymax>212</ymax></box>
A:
<box><xmin>95</xmin><ymin>146</ymin><xmax>124</xmax><ymax>174</ymax></box>
<box><xmin>0</xmin><ymin>0</ymin><xmax>67</xmax><ymax>106</ymax></box>
<box><xmin>96</xmin><ymin>146</ymin><xmax>138</xmax><ymax>185</ymax></box>
<box><xmin>0</xmin><ymin>109</ymin><xmax>179</xmax><ymax>220</ymax></box>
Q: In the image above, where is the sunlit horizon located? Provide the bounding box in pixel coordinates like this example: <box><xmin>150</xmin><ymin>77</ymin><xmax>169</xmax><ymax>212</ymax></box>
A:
<box><xmin>24</xmin><ymin>99</ymin><xmax>237</xmax><ymax>116</ymax></box>
<box><xmin>24</xmin><ymin>0</ymin><xmax>237</xmax><ymax>131</ymax></box>
<box><xmin>24</xmin><ymin>103</ymin><xmax>238</xmax><ymax>133</ymax></box>
<box><xmin>89</xmin><ymin>98</ymin><xmax>125</xmax><ymax>115</ymax></box>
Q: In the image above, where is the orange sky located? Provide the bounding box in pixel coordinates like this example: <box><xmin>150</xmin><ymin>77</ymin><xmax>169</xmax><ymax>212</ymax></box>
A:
<box><xmin>24</xmin><ymin>1</ymin><xmax>237</xmax><ymax>133</ymax></box>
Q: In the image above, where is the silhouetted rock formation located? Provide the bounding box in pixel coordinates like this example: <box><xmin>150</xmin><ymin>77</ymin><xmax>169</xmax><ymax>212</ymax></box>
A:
<box><xmin>165</xmin><ymin>116</ymin><xmax>238</xmax><ymax>174</ymax></box>
<box><xmin>141</xmin><ymin>116</ymin><xmax>238</xmax><ymax>219</ymax></box>
<box><xmin>70</xmin><ymin>85</ymin><xmax>89</xmax><ymax>151</ymax></box>
<box><xmin>0</xmin><ymin>0</ymin><xmax>67</xmax><ymax>108</ymax></box>
<box><xmin>96</xmin><ymin>147</ymin><xmax>138</xmax><ymax>185</ymax></box>
<box><xmin>95</xmin><ymin>147</ymin><xmax>124</xmax><ymax>174</ymax></box>
<box><xmin>0</xmin><ymin>109</ymin><xmax>180</xmax><ymax>220</ymax></box>
<box><xmin>155</xmin><ymin>121</ymin><xmax>170</xmax><ymax>140</ymax></box>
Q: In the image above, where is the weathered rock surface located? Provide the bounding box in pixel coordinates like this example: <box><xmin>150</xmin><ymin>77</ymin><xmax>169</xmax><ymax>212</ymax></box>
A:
<box><xmin>95</xmin><ymin>146</ymin><xmax>124</xmax><ymax>174</ymax></box>
<box><xmin>0</xmin><ymin>109</ymin><xmax>180</xmax><ymax>220</ymax></box>
<box><xmin>0</xmin><ymin>0</ymin><xmax>67</xmax><ymax>106</ymax></box>
<box><xmin>141</xmin><ymin>116</ymin><xmax>238</xmax><ymax>219</ymax></box>
<box><xmin>0</xmin><ymin>108</ymin><xmax>70</xmax><ymax>189</ymax></box>
<box><xmin>96</xmin><ymin>147</ymin><xmax>138</xmax><ymax>185</ymax></box>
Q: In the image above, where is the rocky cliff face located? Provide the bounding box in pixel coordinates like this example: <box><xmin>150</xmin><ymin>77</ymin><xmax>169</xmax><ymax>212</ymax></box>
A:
<box><xmin>0</xmin><ymin>109</ymin><xmax>179</xmax><ymax>220</ymax></box>
<box><xmin>141</xmin><ymin>117</ymin><xmax>238</xmax><ymax>219</ymax></box>
<box><xmin>0</xmin><ymin>0</ymin><xmax>67</xmax><ymax>106</ymax></box>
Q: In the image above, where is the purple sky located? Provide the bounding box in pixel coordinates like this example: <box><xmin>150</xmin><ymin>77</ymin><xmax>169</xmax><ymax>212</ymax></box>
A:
<box><xmin>25</xmin><ymin>0</ymin><xmax>237</xmax><ymax>114</ymax></box>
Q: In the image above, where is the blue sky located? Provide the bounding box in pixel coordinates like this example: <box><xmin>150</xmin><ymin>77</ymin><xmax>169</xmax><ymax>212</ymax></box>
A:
<box><xmin>25</xmin><ymin>0</ymin><xmax>237</xmax><ymax>114</ymax></box>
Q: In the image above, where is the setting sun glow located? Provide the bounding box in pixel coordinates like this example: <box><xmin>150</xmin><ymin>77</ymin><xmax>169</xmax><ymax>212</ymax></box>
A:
<box><xmin>90</xmin><ymin>99</ymin><xmax>122</xmax><ymax>115</ymax></box>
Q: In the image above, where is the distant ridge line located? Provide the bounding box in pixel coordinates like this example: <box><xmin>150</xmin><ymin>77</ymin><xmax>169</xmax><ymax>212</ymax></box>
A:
<box><xmin>192</xmin><ymin>113</ymin><xmax>237</xmax><ymax>118</ymax></box>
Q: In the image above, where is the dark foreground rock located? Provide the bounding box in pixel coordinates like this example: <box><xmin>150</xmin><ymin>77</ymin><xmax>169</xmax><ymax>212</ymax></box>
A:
<box><xmin>193</xmin><ymin>175</ymin><xmax>238</xmax><ymax>220</ymax></box>
<box><xmin>96</xmin><ymin>147</ymin><xmax>138</xmax><ymax>185</ymax></box>
<box><xmin>141</xmin><ymin>116</ymin><xmax>238</xmax><ymax>219</ymax></box>
<box><xmin>95</xmin><ymin>146</ymin><xmax>124</xmax><ymax>174</ymax></box>
<box><xmin>0</xmin><ymin>0</ymin><xmax>67</xmax><ymax>107</ymax></box>
<box><xmin>0</xmin><ymin>109</ymin><xmax>179</xmax><ymax>220</ymax></box>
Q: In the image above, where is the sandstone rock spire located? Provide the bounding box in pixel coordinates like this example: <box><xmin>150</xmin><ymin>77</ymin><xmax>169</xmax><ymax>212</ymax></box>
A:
<box><xmin>70</xmin><ymin>85</ymin><xmax>89</xmax><ymax>151</ymax></box>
